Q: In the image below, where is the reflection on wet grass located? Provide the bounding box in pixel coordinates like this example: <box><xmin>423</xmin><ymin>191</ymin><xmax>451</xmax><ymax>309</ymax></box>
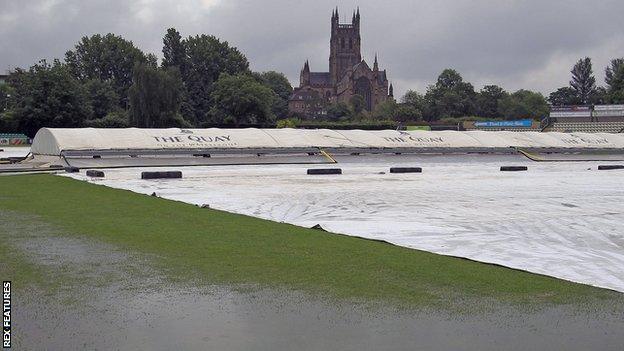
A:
<box><xmin>0</xmin><ymin>174</ymin><xmax>621</xmax><ymax>310</ymax></box>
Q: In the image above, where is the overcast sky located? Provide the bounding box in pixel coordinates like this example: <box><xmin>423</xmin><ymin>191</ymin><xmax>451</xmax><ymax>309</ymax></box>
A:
<box><xmin>2</xmin><ymin>0</ymin><xmax>623</xmax><ymax>97</ymax></box>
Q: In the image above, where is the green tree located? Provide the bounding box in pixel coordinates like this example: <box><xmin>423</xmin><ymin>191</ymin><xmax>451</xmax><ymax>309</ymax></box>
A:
<box><xmin>570</xmin><ymin>57</ymin><xmax>596</xmax><ymax>104</ymax></box>
<box><xmin>372</xmin><ymin>99</ymin><xmax>397</xmax><ymax>120</ymax></box>
<box><xmin>395</xmin><ymin>104</ymin><xmax>422</xmax><ymax>122</ymax></box>
<box><xmin>497</xmin><ymin>89</ymin><xmax>549</xmax><ymax>120</ymax></box>
<box><xmin>401</xmin><ymin>90</ymin><xmax>424</xmax><ymax>114</ymax></box>
<box><xmin>4</xmin><ymin>60</ymin><xmax>91</xmax><ymax>136</ymax></box>
<box><xmin>83</xmin><ymin>79</ymin><xmax>119</xmax><ymax>120</ymax></box>
<box><xmin>0</xmin><ymin>83</ymin><xmax>12</xmax><ymax>113</ymax></box>
<box><xmin>0</xmin><ymin>83</ymin><xmax>15</xmax><ymax>131</ymax></box>
<box><xmin>128</xmin><ymin>64</ymin><xmax>186</xmax><ymax>128</ymax></box>
<box><xmin>548</xmin><ymin>87</ymin><xmax>580</xmax><ymax>106</ymax></box>
<box><xmin>65</xmin><ymin>33</ymin><xmax>151</xmax><ymax>108</ymax></box>
<box><xmin>276</xmin><ymin>118</ymin><xmax>298</xmax><ymax>128</ymax></box>
<box><xmin>396</xmin><ymin>90</ymin><xmax>424</xmax><ymax>122</ymax></box>
<box><xmin>475</xmin><ymin>85</ymin><xmax>508</xmax><ymax>118</ymax></box>
<box><xmin>84</xmin><ymin>111</ymin><xmax>130</xmax><ymax>128</ymax></box>
<box><xmin>589</xmin><ymin>86</ymin><xmax>608</xmax><ymax>105</ymax></box>
<box><xmin>253</xmin><ymin>71</ymin><xmax>293</xmax><ymax>119</ymax></box>
<box><xmin>423</xmin><ymin>69</ymin><xmax>476</xmax><ymax>121</ymax></box>
<box><xmin>326</xmin><ymin>102</ymin><xmax>351</xmax><ymax>121</ymax></box>
<box><xmin>161</xmin><ymin>28</ymin><xmax>193</xmax><ymax>124</ymax></box>
<box><xmin>162</xmin><ymin>28</ymin><xmax>187</xmax><ymax>71</ymax></box>
<box><xmin>349</xmin><ymin>95</ymin><xmax>367</xmax><ymax>117</ymax></box>
<box><xmin>209</xmin><ymin>74</ymin><xmax>275</xmax><ymax>126</ymax></box>
<box><xmin>605</xmin><ymin>58</ymin><xmax>624</xmax><ymax>103</ymax></box>
<box><xmin>182</xmin><ymin>34</ymin><xmax>250</xmax><ymax>125</ymax></box>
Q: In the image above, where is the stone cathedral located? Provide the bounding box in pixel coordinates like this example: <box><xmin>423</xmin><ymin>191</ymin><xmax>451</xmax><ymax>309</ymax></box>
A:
<box><xmin>288</xmin><ymin>8</ymin><xmax>393</xmax><ymax>117</ymax></box>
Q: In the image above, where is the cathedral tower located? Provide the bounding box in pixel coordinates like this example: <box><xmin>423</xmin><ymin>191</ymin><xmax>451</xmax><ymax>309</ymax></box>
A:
<box><xmin>289</xmin><ymin>8</ymin><xmax>390</xmax><ymax>117</ymax></box>
<box><xmin>329</xmin><ymin>7</ymin><xmax>361</xmax><ymax>85</ymax></box>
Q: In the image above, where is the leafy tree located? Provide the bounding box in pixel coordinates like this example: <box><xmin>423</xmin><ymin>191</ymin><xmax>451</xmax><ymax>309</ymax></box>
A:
<box><xmin>5</xmin><ymin>60</ymin><xmax>91</xmax><ymax>136</ymax></box>
<box><xmin>209</xmin><ymin>74</ymin><xmax>275</xmax><ymax>126</ymax></box>
<box><xmin>497</xmin><ymin>89</ymin><xmax>549</xmax><ymax>120</ymax></box>
<box><xmin>570</xmin><ymin>57</ymin><xmax>596</xmax><ymax>104</ymax></box>
<box><xmin>589</xmin><ymin>86</ymin><xmax>608</xmax><ymax>105</ymax></box>
<box><xmin>423</xmin><ymin>69</ymin><xmax>476</xmax><ymax>121</ymax></box>
<box><xmin>0</xmin><ymin>83</ymin><xmax>15</xmax><ymax>131</ymax></box>
<box><xmin>276</xmin><ymin>118</ymin><xmax>298</xmax><ymax>128</ymax></box>
<box><xmin>65</xmin><ymin>33</ymin><xmax>151</xmax><ymax>108</ymax></box>
<box><xmin>349</xmin><ymin>94</ymin><xmax>367</xmax><ymax>116</ymax></box>
<box><xmin>128</xmin><ymin>64</ymin><xmax>186</xmax><ymax>128</ymax></box>
<box><xmin>395</xmin><ymin>104</ymin><xmax>422</xmax><ymax>122</ymax></box>
<box><xmin>372</xmin><ymin>99</ymin><xmax>397</xmax><ymax>120</ymax></box>
<box><xmin>161</xmin><ymin>28</ymin><xmax>194</xmax><ymax>124</ymax></box>
<box><xmin>605</xmin><ymin>58</ymin><xmax>624</xmax><ymax>90</ymax></box>
<box><xmin>402</xmin><ymin>90</ymin><xmax>423</xmax><ymax>106</ymax></box>
<box><xmin>182</xmin><ymin>34</ymin><xmax>250</xmax><ymax>125</ymax></box>
<box><xmin>393</xmin><ymin>90</ymin><xmax>424</xmax><ymax>122</ymax></box>
<box><xmin>83</xmin><ymin>79</ymin><xmax>119</xmax><ymax>120</ymax></box>
<box><xmin>0</xmin><ymin>83</ymin><xmax>12</xmax><ymax>113</ymax></box>
<box><xmin>253</xmin><ymin>71</ymin><xmax>293</xmax><ymax>119</ymax></box>
<box><xmin>83</xmin><ymin>111</ymin><xmax>130</xmax><ymax>128</ymax></box>
<box><xmin>475</xmin><ymin>85</ymin><xmax>508</xmax><ymax>118</ymax></box>
<box><xmin>401</xmin><ymin>90</ymin><xmax>424</xmax><ymax>113</ymax></box>
<box><xmin>548</xmin><ymin>87</ymin><xmax>580</xmax><ymax>106</ymax></box>
<box><xmin>162</xmin><ymin>28</ymin><xmax>187</xmax><ymax>71</ymax></box>
<box><xmin>326</xmin><ymin>102</ymin><xmax>351</xmax><ymax>121</ymax></box>
<box><xmin>605</xmin><ymin>58</ymin><xmax>624</xmax><ymax>103</ymax></box>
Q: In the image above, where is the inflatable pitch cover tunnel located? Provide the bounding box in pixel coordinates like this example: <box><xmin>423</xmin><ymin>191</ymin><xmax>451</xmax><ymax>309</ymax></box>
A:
<box><xmin>18</xmin><ymin>127</ymin><xmax>624</xmax><ymax>169</ymax></box>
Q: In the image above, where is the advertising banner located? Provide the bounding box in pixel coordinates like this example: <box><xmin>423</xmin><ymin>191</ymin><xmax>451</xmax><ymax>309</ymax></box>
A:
<box><xmin>549</xmin><ymin>106</ymin><xmax>592</xmax><ymax>118</ymax></box>
<box><xmin>593</xmin><ymin>105</ymin><xmax>624</xmax><ymax>111</ymax></box>
<box><xmin>593</xmin><ymin>110</ymin><xmax>624</xmax><ymax>117</ymax></box>
<box><xmin>473</xmin><ymin>119</ymin><xmax>533</xmax><ymax>128</ymax></box>
<box><xmin>550</xmin><ymin>106</ymin><xmax>592</xmax><ymax>112</ymax></box>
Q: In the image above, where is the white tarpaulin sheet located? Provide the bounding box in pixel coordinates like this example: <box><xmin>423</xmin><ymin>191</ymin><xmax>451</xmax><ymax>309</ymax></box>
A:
<box><xmin>31</xmin><ymin>128</ymin><xmax>624</xmax><ymax>155</ymax></box>
<box><xmin>0</xmin><ymin>146</ymin><xmax>30</xmax><ymax>158</ymax></box>
<box><xmin>63</xmin><ymin>154</ymin><xmax>624</xmax><ymax>292</ymax></box>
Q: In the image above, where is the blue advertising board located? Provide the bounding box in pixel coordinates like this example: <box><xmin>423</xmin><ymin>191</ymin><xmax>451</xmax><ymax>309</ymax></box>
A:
<box><xmin>473</xmin><ymin>119</ymin><xmax>533</xmax><ymax>128</ymax></box>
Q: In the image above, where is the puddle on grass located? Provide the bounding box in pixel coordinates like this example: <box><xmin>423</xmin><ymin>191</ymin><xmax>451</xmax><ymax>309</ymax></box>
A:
<box><xmin>1</xmin><ymin>211</ymin><xmax>624</xmax><ymax>351</ymax></box>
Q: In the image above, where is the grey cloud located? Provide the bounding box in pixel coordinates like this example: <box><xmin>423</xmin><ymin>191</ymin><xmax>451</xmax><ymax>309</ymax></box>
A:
<box><xmin>1</xmin><ymin>0</ymin><xmax>623</xmax><ymax>98</ymax></box>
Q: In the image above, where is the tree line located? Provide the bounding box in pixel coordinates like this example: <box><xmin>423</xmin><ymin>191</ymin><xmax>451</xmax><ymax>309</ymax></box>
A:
<box><xmin>319</xmin><ymin>57</ymin><xmax>624</xmax><ymax>124</ymax></box>
<box><xmin>1</xmin><ymin>29</ymin><xmax>624</xmax><ymax>136</ymax></box>
<box><xmin>548</xmin><ymin>57</ymin><xmax>624</xmax><ymax>106</ymax></box>
<box><xmin>0</xmin><ymin>30</ymin><xmax>293</xmax><ymax>136</ymax></box>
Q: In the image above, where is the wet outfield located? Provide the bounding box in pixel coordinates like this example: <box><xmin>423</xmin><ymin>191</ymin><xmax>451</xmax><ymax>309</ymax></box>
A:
<box><xmin>3</xmin><ymin>211</ymin><xmax>624</xmax><ymax>351</ymax></box>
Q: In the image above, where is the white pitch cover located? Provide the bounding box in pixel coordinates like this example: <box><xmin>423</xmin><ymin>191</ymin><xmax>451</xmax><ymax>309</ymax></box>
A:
<box><xmin>31</xmin><ymin>127</ymin><xmax>624</xmax><ymax>155</ymax></box>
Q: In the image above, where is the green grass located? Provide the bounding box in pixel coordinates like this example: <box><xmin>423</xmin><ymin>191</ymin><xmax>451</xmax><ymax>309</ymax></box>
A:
<box><xmin>0</xmin><ymin>174</ymin><xmax>619</xmax><ymax>307</ymax></box>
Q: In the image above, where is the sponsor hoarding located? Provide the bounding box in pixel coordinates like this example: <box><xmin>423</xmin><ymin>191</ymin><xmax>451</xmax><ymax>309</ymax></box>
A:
<box><xmin>593</xmin><ymin>104</ymin><xmax>624</xmax><ymax>111</ymax></box>
<box><xmin>473</xmin><ymin>119</ymin><xmax>533</xmax><ymax>128</ymax></box>
<box><xmin>549</xmin><ymin>111</ymin><xmax>592</xmax><ymax>117</ymax></box>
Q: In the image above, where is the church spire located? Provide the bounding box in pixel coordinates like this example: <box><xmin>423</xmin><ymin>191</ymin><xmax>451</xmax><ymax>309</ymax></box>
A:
<box><xmin>389</xmin><ymin>83</ymin><xmax>394</xmax><ymax>98</ymax></box>
<box><xmin>300</xmin><ymin>60</ymin><xmax>310</xmax><ymax>86</ymax></box>
<box><xmin>373</xmin><ymin>53</ymin><xmax>379</xmax><ymax>71</ymax></box>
